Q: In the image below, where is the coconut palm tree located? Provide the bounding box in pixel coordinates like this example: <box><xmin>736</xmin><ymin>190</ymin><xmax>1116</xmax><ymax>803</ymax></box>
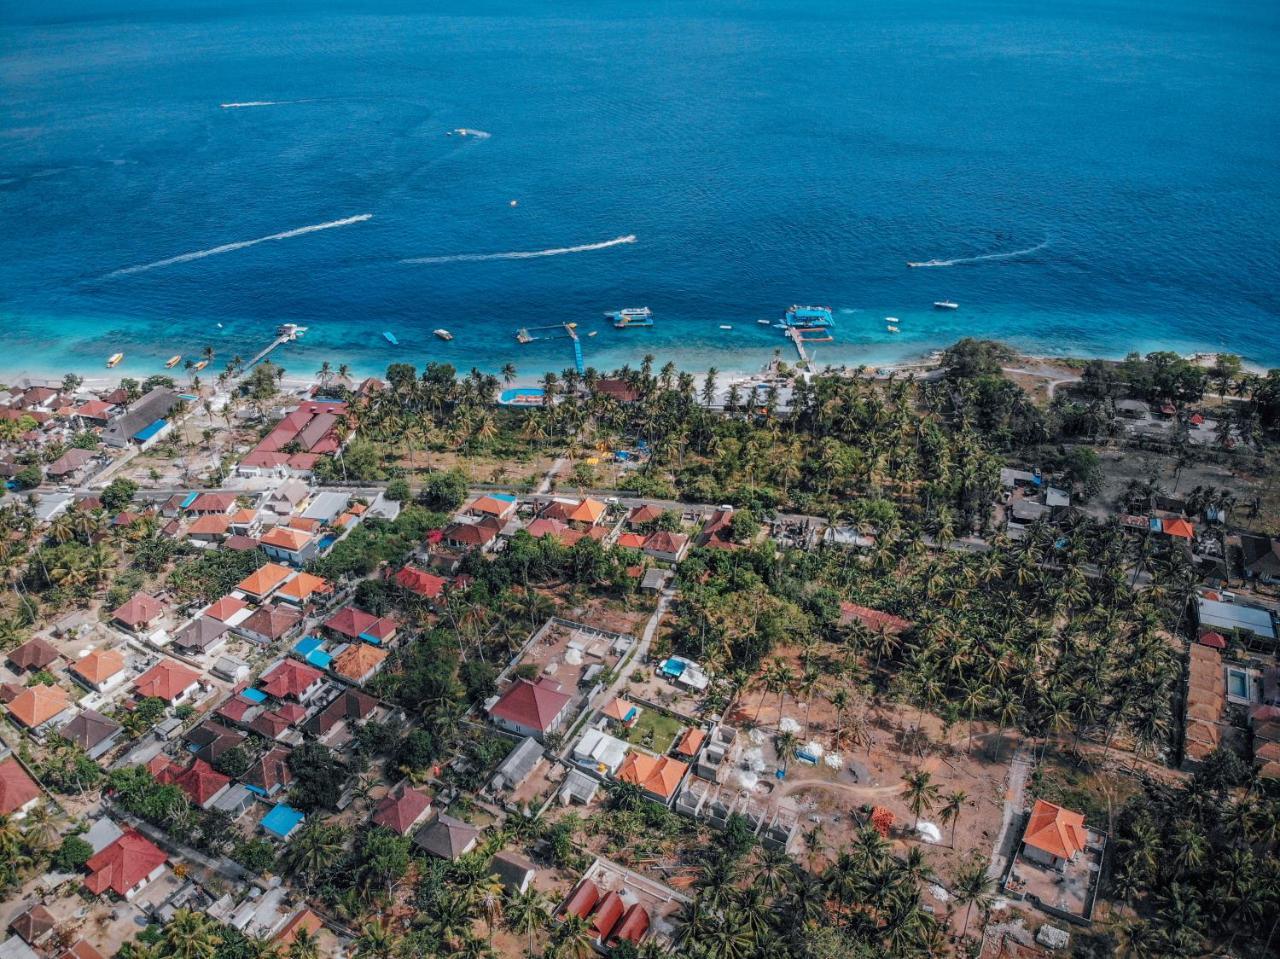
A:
<box><xmin>900</xmin><ymin>770</ymin><xmax>940</xmax><ymax>830</ymax></box>
<box><xmin>952</xmin><ymin>858</ymin><xmax>995</xmax><ymax>938</ymax></box>
<box><xmin>504</xmin><ymin>887</ymin><xmax>550</xmax><ymax>958</ymax></box>
<box><xmin>938</xmin><ymin>790</ymin><xmax>968</xmax><ymax>848</ymax></box>
<box><xmin>163</xmin><ymin>909</ymin><xmax>223</xmax><ymax>959</ymax></box>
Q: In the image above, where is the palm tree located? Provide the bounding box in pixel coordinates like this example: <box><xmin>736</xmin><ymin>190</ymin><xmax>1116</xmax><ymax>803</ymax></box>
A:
<box><xmin>938</xmin><ymin>790</ymin><xmax>968</xmax><ymax>848</ymax></box>
<box><xmin>505</xmin><ymin>888</ymin><xmax>550</xmax><ymax>957</ymax></box>
<box><xmin>281</xmin><ymin>821</ymin><xmax>344</xmax><ymax>889</ymax></box>
<box><xmin>288</xmin><ymin>929</ymin><xmax>321</xmax><ymax>959</ymax></box>
<box><xmin>552</xmin><ymin>914</ymin><xmax>595</xmax><ymax>959</ymax></box>
<box><xmin>501</xmin><ymin>363</ymin><xmax>517</xmax><ymax>386</ymax></box>
<box><xmin>354</xmin><ymin>921</ymin><xmax>397</xmax><ymax>959</ymax></box>
<box><xmin>952</xmin><ymin>857</ymin><xmax>995</xmax><ymax>938</ymax></box>
<box><xmin>163</xmin><ymin>909</ymin><xmax>223</xmax><ymax>959</ymax></box>
<box><xmin>900</xmin><ymin>769</ymin><xmax>940</xmax><ymax>830</ymax></box>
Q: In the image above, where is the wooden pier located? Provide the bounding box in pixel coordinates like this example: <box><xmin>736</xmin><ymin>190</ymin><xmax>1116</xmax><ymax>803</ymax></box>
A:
<box><xmin>786</xmin><ymin>326</ymin><xmax>830</xmax><ymax>373</ymax></box>
<box><xmin>239</xmin><ymin>325</ymin><xmax>308</xmax><ymax>376</ymax></box>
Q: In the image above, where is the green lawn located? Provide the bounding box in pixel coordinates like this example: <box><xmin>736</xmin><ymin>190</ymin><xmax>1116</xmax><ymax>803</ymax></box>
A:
<box><xmin>622</xmin><ymin>708</ymin><xmax>683</xmax><ymax>754</ymax></box>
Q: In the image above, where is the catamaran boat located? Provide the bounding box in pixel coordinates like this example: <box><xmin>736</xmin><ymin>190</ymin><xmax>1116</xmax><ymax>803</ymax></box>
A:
<box><xmin>933</xmin><ymin>301</ymin><xmax>959</xmax><ymax>310</ymax></box>
<box><xmin>605</xmin><ymin>307</ymin><xmax>653</xmax><ymax>329</ymax></box>
<box><xmin>106</xmin><ymin>352</ymin><xmax>123</xmax><ymax>368</ymax></box>
<box><xmin>784</xmin><ymin>305</ymin><xmax>834</xmax><ymax>328</ymax></box>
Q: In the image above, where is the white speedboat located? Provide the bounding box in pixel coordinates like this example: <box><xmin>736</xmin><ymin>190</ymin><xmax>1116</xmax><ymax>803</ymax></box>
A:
<box><xmin>933</xmin><ymin>301</ymin><xmax>959</xmax><ymax>310</ymax></box>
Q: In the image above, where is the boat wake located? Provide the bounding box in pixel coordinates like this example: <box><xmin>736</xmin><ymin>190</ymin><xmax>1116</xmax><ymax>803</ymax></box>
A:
<box><xmin>402</xmin><ymin>234</ymin><xmax>636</xmax><ymax>265</ymax></box>
<box><xmin>907</xmin><ymin>238</ymin><xmax>1049</xmax><ymax>268</ymax></box>
<box><xmin>107</xmin><ymin>214</ymin><xmax>373</xmax><ymax>277</ymax></box>
<box><xmin>220</xmin><ymin>101</ymin><xmax>282</xmax><ymax>109</ymax></box>
<box><xmin>450</xmin><ymin>128</ymin><xmax>491</xmax><ymax>139</ymax></box>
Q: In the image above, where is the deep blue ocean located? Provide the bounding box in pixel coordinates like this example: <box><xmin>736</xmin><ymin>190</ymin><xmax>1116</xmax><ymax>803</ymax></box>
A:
<box><xmin>2</xmin><ymin>0</ymin><xmax>1278</xmax><ymax>381</ymax></box>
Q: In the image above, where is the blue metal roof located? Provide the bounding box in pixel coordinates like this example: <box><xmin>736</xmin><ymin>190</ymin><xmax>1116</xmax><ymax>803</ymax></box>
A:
<box><xmin>180</xmin><ymin>491</ymin><xmax>199</xmax><ymax>508</ymax></box>
<box><xmin>293</xmin><ymin>636</ymin><xmax>323</xmax><ymax>656</ymax></box>
<box><xmin>132</xmin><ymin>419</ymin><xmax>168</xmax><ymax>442</ymax></box>
<box><xmin>305</xmin><ymin>650</ymin><xmax>332</xmax><ymax>669</ymax></box>
<box><xmin>261</xmin><ymin>803</ymin><xmax>304</xmax><ymax>838</ymax></box>
<box><xmin>240</xmin><ymin>687</ymin><xmax>267</xmax><ymax>704</ymax></box>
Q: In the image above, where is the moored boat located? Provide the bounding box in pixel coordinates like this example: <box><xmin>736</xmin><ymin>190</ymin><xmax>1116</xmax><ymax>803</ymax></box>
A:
<box><xmin>433</xmin><ymin>329</ymin><xmax>453</xmax><ymax>341</ymax></box>
<box><xmin>383</xmin><ymin>331</ymin><xmax>399</xmax><ymax>345</ymax></box>
<box><xmin>192</xmin><ymin>359</ymin><xmax>208</xmax><ymax>371</ymax></box>
<box><xmin>933</xmin><ymin>301</ymin><xmax>959</xmax><ymax>310</ymax></box>
<box><xmin>165</xmin><ymin>355</ymin><xmax>182</xmax><ymax>368</ymax></box>
<box><xmin>605</xmin><ymin>307</ymin><xmax>653</xmax><ymax>329</ymax></box>
<box><xmin>106</xmin><ymin>352</ymin><xmax>123</xmax><ymax>368</ymax></box>
<box><xmin>784</xmin><ymin>305</ymin><xmax>835</xmax><ymax>328</ymax></box>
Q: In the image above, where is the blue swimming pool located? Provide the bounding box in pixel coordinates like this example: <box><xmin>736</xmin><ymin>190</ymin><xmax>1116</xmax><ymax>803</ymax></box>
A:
<box><xmin>499</xmin><ymin>387</ymin><xmax>545</xmax><ymax>406</ymax></box>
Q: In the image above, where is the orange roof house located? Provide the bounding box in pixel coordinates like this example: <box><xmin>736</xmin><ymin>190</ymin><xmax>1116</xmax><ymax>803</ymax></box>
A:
<box><xmin>673</xmin><ymin>727</ymin><xmax>706</xmax><ymax>758</ymax></box>
<box><xmin>332</xmin><ymin>643</ymin><xmax>389</xmax><ymax>684</ymax></box>
<box><xmin>277</xmin><ymin>572</ymin><xmax>331</xmax><ymax>605</ymax></box>
<box><xmin>132</xmin><ymin>660</ymin><xmax>201</xmax><ymax>703</ymax></box>
<box><xmin>838</xmin><ymin>602</ymin><xmax>914</xmax><ymax>635</ymax></box>
<box><xmin>567</xmin><ymin>498</ymin><xmax>608</xmax><ymax>525</ymax></box>
<box><xmin>617</xmin><ymin>752</ymin><xmax>688</xmax><ymax>802</ymax></box>
<box><xmin>616</xmin><ymin>532</ymin><xmax>647</xmax><ymax>550</ymax></box>
<box><xmin>7</xmin><ymin>684</ymin><xmax>71</xmax><ymax>729</ymax></box>
<box><xmin>186</xmin><ymin>514</ymin><xmax>231</xmax><ymax>539</ymax></box>
<box><xmin>260</xmin><ymin>526</ymin><xmax>313</xmax><ymax>552</ymax></box>
<box><xmin>205</xmin><ymin>595</ymin><xmax>249</xmax><ymax>622</ymax></box>
<box><xmin>236</xmin><ymin>562</ymin><xmax>293</xmax><ymax>600</ymax></box>
<box><xmin>275</xmin><ymin>909</ymin><xmax>324</xmax><ymax>947</ymax></box>
<box><xmin>467</xmin><ymin>494</ymin><xmax>517</xmax><ymax>520</ymax></box>
<box><xmin>1022</xmin><ymin>799</ymin><xmax>1088</xmax><ymax>866</ymax></box>
<box><xmin>394</xmin><ymin>565</ymin><xmax>449</xmax><ymax>599</ymax></box>
<box><xmin>71</xmin><ymin>648</ymin><xmax>126</xmax><ymax>690</ymax></box>
<box><xmin>1162</xmin><ymin>518</ymin><xmax>1195</xmax><ymax>540</ymax></box>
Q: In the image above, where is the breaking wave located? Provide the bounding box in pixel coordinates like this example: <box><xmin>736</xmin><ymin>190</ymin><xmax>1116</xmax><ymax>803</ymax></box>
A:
<box><xmin>402</xmin><ymin>234</ymin><xmax>636</xmax><ymax>265</ymax></box>
<box><xmin>907</xmin><ymin>238</ymin><xmax>1049</xmax><ymax>268</ymax></box>
<box><xmin>107</xmin><ymin>214</ymin><xmax>373</xmax><ymax>277</ymax></box>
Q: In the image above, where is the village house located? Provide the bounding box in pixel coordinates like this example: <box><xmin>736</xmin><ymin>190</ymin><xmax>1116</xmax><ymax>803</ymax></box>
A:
<box><xmin>132</xmin><ymin>659</ymin><xmax>201</xmax><ymax>705</ymax></box>
<box><xmin>259</xmin><ymin>658</ymin><xmax>325</xmax><ymax>703</ymax></box>
<box><xmin>465</xmin><ymin>493</ymin><xmax>519</xmax><ymax>523</ymax></box>
<box><xmin>616</xmin><ymin>751</ymin><xmax>689</xmax><ymax>805</ymax></box>
<box><xmin>110</xmin><ymin>593</ymin><xmax>166</xmax><ymax>635</ymax></box>
<box><xmin>323</xmin><ymin>606</ymin><xmax>398</xmax><ymax>646</ymax></box>
<box><xmin>258</xmin><ymin>525</ymin><xmax>320</xmax><ymax>566</ymax></box>
<box><xmin>82</xmin><ymin>828</ymin><xmax>168</xmax><ymax>900</ymax></box>
<box><xmin>372</xmin><ymin>783</ymin><xmax>433</xmax><ymax>836</ymax></box>
<box><xmin>243</xmin><ymin>746</ymin><xmax>293</xmax><ymax>798</ymax></box>
<box><xmin>0</xmin><ymin>756</ymin><xmax>41</xmax><ymax>818</ymax></box>
<box><xmin>1020</xmin><ymin>799</ymin><xmax>1088</xmax><ymax>871</ymax></box>
<box><xmin>276</xmin><ymin>572</ymin><xmax>331</xmax><ymax>608</ymax></box>
<box><xmin>172</xmin><ymin>616</ymin><xmax>231</xmax><ymax>657</ymax></box>
<box><xmin>642</xmin><ymin>530</ymin><xmax>689</xmax><ymax>564</ymax></box>
<box><xmin>441</xmin><ymin>516</ymin><xmax>501</xmax><ymax>553</ymax></box>
<box><xmin>46</xmin><ymin>448</ymin><xmax>98</xmax><ymax>484</ymax></box>
<box><xmin>58</xmin><ymin>709</ymin><xmax>123</xmax><ymax>760</ymax></box>
<box><xmin>235</xmin><ymin>563</ymin><xmax>294</xmax><ymax>604</ymax></box>
<box><xmin>6</xmin><ymin>684</ymin><xmax>74</xmax><ymax>733</ymax></box>
<box><xmin>158</xmin><ymin>758</ymin><xmax>231</xmax><ymax>810</ymax></box>
<box><xmin>487</xmin><ymin>677</ymin><xmax>574</xmax><ymax>741</ymax></box>
<box><xmin>331</xmin><ymin>643</ymin><xmax>389</xmax><ymax>685</ymax></box>
<box><xmin>69</xmin><ymin>647</ymin><xmax>127</xmax><ymax>693</ymax></box>
<box><xmin>414</xmin><ymin>814</ymin><xmax>480</xmax><ymax>861</ymax></box>
<box><xmin>7</xmin><ymin>637</ymin><xmax>59</xmax><ymax>674</ymax></box>
<box><xmin>186</xmin><ymin>492</ymin><xmax>238</xmax><ymax>516</ymax></box>
<box><xmin>236</xmin><ymin>604</ymin><xmax>303</xmax><ymax>646</ymax></box>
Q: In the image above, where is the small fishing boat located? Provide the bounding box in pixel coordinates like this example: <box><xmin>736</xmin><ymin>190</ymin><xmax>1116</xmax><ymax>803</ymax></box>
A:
<box><xmin>587</xmin><ymin>331</ymin><xmax>598</xmax><ymax>337</ymax></box>
<box><xmin>757</xmin><ymin>319</ymin><xmax>772</xmax><ymax>325</ymax></box>
<box><xmin>192</xmin><ymin>360</ymin><xmax>209</xmax><ymax>371</ymax></box>
<box><xmin>433</xmin><ymin>329</ymin><xmax>453</xmax><ymax>341</ymax></box>
<box><xmin>719</xmin><ymin>324</ymin><xmax>733</xmax><ymax>330</ymax></box>
<box><xmin>165</xmin><ymin>355</ymin><xmax>182</xmax><ymax>368</ymax></box>
<box><xmin>886</xmin><ymin>317</ymin><xmax>900</xmax><ymax>333</ymax></box>
<box><xmin>933</xmin><ymin>301</ymin><xmax>959</xmax><ymax>310</ymax></box>
<box><xmin>106</xmin><ymin>352</ymin><xmax>123</xmax><ymax>368</ymax></box>
<box><xmin>383</xmin><ymin>331</ymin><xmax>399</xmax><ymax>346</ymax></box>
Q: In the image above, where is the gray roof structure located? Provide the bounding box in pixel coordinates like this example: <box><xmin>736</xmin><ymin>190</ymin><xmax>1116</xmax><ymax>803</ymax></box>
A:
<box><xmin>58</xmin><ymin>709</ymin><xmax>122</xmax><ymax>753</ymax></box>
<box><xmin>490</xmin><ymin>850</ymin><xmax>536</xmax><ymax>894</ymax></box>
<box><xmin>1197</xmin><ymin>597</ymin><xmax>1277</xmax><ymax>641</ymax></box>
<box><xmin>173</xmin><ymin>616</ymin><xmax>230</xmax><ymax>653</ymax></box>
<box><xmin>102</xmin><ymin>388</ymin><xmax>179</xmax><ymax>447</ymax></box>
<box><xmin>413</xmin><ymin>814</ymin><xmax>480</xmax><ymax>860</ymax></box>
<box><xmin>490</xmin><ymin>737</ymin><xmax>544</xmax><ymax>793</ymax></box>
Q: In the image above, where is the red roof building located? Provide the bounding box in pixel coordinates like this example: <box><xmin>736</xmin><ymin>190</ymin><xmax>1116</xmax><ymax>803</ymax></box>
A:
<box><xmin>163</xmin><ymin>759</ymin><xmax>230</xmax><ymax>809</ymax></box>
<box><xmin>240</xmin><ymin>400</ymin><xmax>348</xmax><ymax>471</ymax></box>
<box><xmin>561</xmin><ymin>879</ymin><xmax>601</xmax><ymax>920</ymax></box>
<box><xmin>111</xmin><ymin>593</ymin><xmax>165</xmax><ymax>632</ymax></box>
<box><xmin>323</xmin><ymin>606</ymin><xmax>398</xmax><ymax>645</ymax></box>
<box><xmin>488</xmin><ymin>678</ymin><xmax>573</xmax><ymax>740</ymax></box>
<box><xmin>838</xmin><ymin>602</ymin><xmax>914</xmax><ymax>635</ymax></box>
<box><xmin>607</xmin><ymin>904</ymin><xmax>651</xmax><ymax>946</ymax></box>
<box><xmin>372</xmin><ymin>784</ymin><xmax>433</xmax><ymax>835</ymax></box>
<box><xmin>132</xmin><ymin>660</ymin><xmax>201</xmax><ymax>703</ymax></box>
<box><xmin>0</xmin><ymin>756</ymin><xmax>41</xmax><ymax>816</ymax></box>
<box><xmin>83</xmin><ymin>829</ymin><xmax>167</xmax><ymax>899</ymax></box>
<box><xmin>1022</xmin><ymin>799</ymin><xmax>1088</xmax><ymax>869</ymax></box>
<box><xmin>394</xmin><ymin>565</ymin><xmax>449</xmax><ymax>599</ymax></box>
<box><xmin>259</xmin><ymin>658</ymin><xmax>324</xmax><ymax>702</ymax></box>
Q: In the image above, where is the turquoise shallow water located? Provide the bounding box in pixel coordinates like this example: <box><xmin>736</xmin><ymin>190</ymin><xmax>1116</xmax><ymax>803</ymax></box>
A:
<box><xmin>1</xmin><ymin>0</ymin><xmax>1278</xmax><ymax>381</ymax></box>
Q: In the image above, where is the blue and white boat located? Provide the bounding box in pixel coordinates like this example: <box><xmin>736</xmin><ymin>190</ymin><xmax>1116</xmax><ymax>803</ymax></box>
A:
<box><xmin>605</xmin><ymin>307</ymin><xmax>653</xmax><ymax>328</ymax></box>
<box><xmin>782</xmin><ymin>305</ymin><xmax>835</xmax><ymax>328</ymax></box>
<box><xmin>383</xmin><ymin>331</ymin><xmax>399</xmax><ymax>345</ymax></box>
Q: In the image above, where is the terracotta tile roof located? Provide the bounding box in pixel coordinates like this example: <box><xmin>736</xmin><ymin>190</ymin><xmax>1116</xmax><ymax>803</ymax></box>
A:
<box><xmin>443</xmin><ymin>520</ymin><xmax>499</xmax><ymax>547</ymax></box>
<box><xmin>205</xmin><ymin>595</ymin><xmax>248</xmax><ymax>622</ymax></box>
<box><xmin>167</xmin><ymin>759</ymin><xmax>229</xmax><ymax>806</ymax></box>
<box><xmin>628</xmin><ymin>504</ymin><xmax>664</xmax><ymax>526</ymax></box>
<box><xmin>60</xmin><ymin>941</ymin><xmax>106</xmax><ymax>959</ymax></box>
<box><xmin>1163</xmin><ymin>518</ymin><xmax>1195</xmax><ymax>539</ymax></box>
<box><xmin>617</xmin><ymin>752</ymin><xmax>687</xmax><ymax>799</ymax></box>
<box><xmin>239</xmin><ymin>604</ymin><xmax>302</xmax><ymax>641</ymax></box>
<box><xmin>332</xmin><ymin>643</ymin><xmax>388</xmax><ymax>683</ymax></box>
<box><xmin>7</xmin><ymin>684</ymin><xmax>70</xmax><ymax>727</ymax></box>
<box><xmin>673</xmin><ymin>727</ymin><xmax>706</xmax><ymax>757</ymax></box>
<box><xmin>260</xmin><ymin>526</ymin><xmax>313</xmax><ymax>551</ymax></box>
<box><xmin>413</xmin><ymin>813</ymin><xmax>479</xmax><ymax>859</ymax></box>
<box><xmin>525</xmin><ymin>517</ymin><xmax>571</xmax><ymax>541</ymax></box>
<box><xmin>83</xmin><ymin>828</ymin><xmax>167</xmax><ymax>897</ymax></box>
<box><xmin>1023</xmin><ymin>799</ymin><xmax>1088</xmax><ymax>860</ymax></box>
<box><xmin>71</xmin><ymin>648</ymin><xmax>125</xmax><ymax>686</ymax></box>
<box><xmin>243</xmin><ymin>746</ymin><xmax>293</xmax><ymax>794</ymax></box>
<box><xmin>10</xmin><ymin>904</ymin><xmax>56</xmax><ymax>943</ymax></box>
<box><xmin>372</xmin><ymin>784</ymin><xmax>432</xmax><ymax>835</ymax></box>
<box><xmin>488</xmin><ymin>678</ymin><xmax>571</xmax><ymax>733</ymax></box>
<box><xmin>230</xmin><ymin>508</ymin><xmax>257</xmax><ymax>525</ymax></box>
<box><xmin>275</xmin><ymin>910</ymin><xmax>323</xmax><ymax>946</ymax></box>
<box><xmin>111</xmin><ymin>593</ymin><xmax>165</xmax><ymax>628</ymax></box>
<box><xmin>0</xmin><ymin>756</ymin><xmax>40</xmax><ymax>814</ymax></box>
<box><xmin>224</xmin><ymin>535</ymin><xmax>260</xmax><ymax>552</ymax></box>
<box><xmin>644</xmin><ymin>530</ymin><xmax>688</xmax><ymax>555</ymax></box>
<box><xmin>469</xmin><ymin>495</ymin><xmax>516</xmax><ymax>517</ymax></box>
<box><xmin>568</xmin><ymin>498</ymin><xmax>607</xmax><ymax>524</ymax></box>
<box><xmin>306</xmin><ymin>689</ymin><xmax>377</xmax><ymax>736</ymax></box>
<box><xmin>259</xmin><ymin>659</ymin><xmax>322</xmax><ymax>700</ymax></box>
<box><xmin>601</xmin><ymin>698</ymin><xmax>636</xmax><ymax>722</ymax></box>
<box><xmin>839</xmin><ymin>602</ymin><xmax>913</xmax><ymax>635</ymax></box>
<box><xmin>132</xmin><ymin>660</ymin><xmax>200</xmax><ymax>702</ymax></box>
<box><xmin>394</xmin><ymin>565</ymin><xmax>448</xmax><ymax>598</ymax></box>
<box><xmin>589</xmin><ymin>891</ymin><xmax>626</xmax><ymax>939</ymax></box>
<box><xmin>187</xmin><ymin>514</ymin><xmax>230</xmax><ymax>537</ymax></box>
<box><xmin>616</xmin><ymin>532</ymin><xmax>647</xmax><ymax>550</ymax></box>
<box><xmin>173</xmin><ymin>616</ymin><xmax>229</xmax><ymax>652</ymax></box>
<box><xmin>236</xmin><ymin>562</ymin><xmax>293</xmax><ymax>598</ymax></box>
<box><xmin>277</xmin><ymin>572</ymin><xmax>330</xmax><ymax>603</ymax></box>
<box><xmin>187</xmin><ymin>492</ymin><xmax>237</xmax><ymax>513</ymax></box>
<box><xmin>76</xmin><ymin>399</ymin><xmax>114</xmax><ymax>418</ymax></box>
<box><xmin>324</xmin><ymin>606</ymin><xmax>397</xmax><ymax>642</ymax></box>
<box><xmin>8</xmin><ymin>637</ymin><xmax>59</xmax><ymax>671</ymax></box>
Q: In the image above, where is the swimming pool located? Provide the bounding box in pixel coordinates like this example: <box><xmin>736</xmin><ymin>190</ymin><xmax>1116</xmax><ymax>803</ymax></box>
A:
<box><xmin>499</xmin><ymin>387</ymin><xmax>546</xmax><ymax>406</ymax></box>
